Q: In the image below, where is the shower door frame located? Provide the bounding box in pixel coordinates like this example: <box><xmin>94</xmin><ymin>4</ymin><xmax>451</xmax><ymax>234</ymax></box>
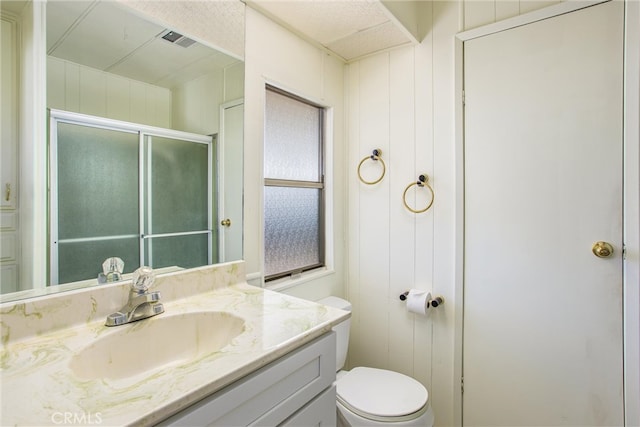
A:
<box><xmin>49</xmin><ymin>109</ymin><xmax>214</xmax><ymax>285</ymax></box>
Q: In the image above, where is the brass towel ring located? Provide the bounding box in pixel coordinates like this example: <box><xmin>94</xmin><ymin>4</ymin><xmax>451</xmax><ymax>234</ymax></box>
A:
<box><xmin>403</xmin><ymin>174</ymin><xmax>434</xmax><ymax>214</ymax></box>
<box><xmin>357</xmin><ymin>149</ymin><xmax>386</xmax><ymax>185</ymax></box>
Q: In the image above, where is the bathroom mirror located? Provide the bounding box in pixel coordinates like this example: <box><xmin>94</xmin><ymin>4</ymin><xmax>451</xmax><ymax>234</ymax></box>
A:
<box><xmin>0</xmin><ymin>0</ymin><xmax>244</xmax><ymax>302</ymax></box>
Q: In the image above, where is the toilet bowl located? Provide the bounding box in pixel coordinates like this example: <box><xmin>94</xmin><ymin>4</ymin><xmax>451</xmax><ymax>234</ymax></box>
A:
<box><xmin>319</xmin><ymin>297</ymin><xmax>434</xmax><ymax>427</ymax></box>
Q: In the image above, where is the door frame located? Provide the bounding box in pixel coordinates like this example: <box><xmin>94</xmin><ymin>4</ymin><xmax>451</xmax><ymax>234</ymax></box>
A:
<box><xmin>453</xmin><ymin>1</ymin><xmax>640</xmax><ymax>425</ymax></box>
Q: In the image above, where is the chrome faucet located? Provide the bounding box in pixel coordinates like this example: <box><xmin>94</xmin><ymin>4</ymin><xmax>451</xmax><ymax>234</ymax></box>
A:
<box><xmin>105</xmin><ymin>266</ymin><xmax>164</xmax><ymax>327</ymax></box>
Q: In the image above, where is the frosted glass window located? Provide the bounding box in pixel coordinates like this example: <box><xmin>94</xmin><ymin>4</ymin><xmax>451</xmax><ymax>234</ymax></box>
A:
<box><xmin>264</xmin><ymin>86</ymin><xmax>325</xmax><ymax>281</ymax></box>
<box><xmin>265</xmin><ymin>89</ymin><xmax>322</xmax><ymax>181</ymax></box>
<box><xmin>264</xmin><ymin>187</ymin><xmax>322</xmax><ymax>277</ymax></box>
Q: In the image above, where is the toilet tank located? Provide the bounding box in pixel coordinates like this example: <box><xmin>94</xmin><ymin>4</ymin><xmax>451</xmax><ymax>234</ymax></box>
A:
<box><xmin>317</xmin><ymin>296</ymin><xmax>351</xmax><ymax>371</ymax></box>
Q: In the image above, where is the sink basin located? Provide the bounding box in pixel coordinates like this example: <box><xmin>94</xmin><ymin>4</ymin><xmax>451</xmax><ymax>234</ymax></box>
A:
<box><xmin>69</xmin><ymin>311</ymin><xmax>245</xmax><ymax>380</ymax></box>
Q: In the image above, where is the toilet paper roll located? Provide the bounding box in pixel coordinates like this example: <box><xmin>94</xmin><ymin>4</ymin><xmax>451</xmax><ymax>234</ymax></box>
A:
<box><xmin>406</xmin><ymin>289</ymin><xmax>431</xmax><ymax>315</ymax></box>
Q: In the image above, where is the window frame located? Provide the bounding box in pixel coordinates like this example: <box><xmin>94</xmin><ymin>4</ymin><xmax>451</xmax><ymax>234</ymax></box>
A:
<box><xmin>263</xmin><ymin>85</ymin><xmax>326</xmax><ymax>282</ymax></box>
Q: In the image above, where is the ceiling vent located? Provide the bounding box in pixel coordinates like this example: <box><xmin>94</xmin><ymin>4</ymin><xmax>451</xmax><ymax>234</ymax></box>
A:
<box><xmin>160</xmin><ymin>30</ymin><xmax>196</xmax><ymax>48</ymax></box>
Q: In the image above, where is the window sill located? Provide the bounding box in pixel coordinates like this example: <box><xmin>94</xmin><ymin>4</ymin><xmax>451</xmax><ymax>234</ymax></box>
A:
<box><xmin>266</xmin><ymin>267</ymin><xmax>335</xmax><ymax>293</ymax></box>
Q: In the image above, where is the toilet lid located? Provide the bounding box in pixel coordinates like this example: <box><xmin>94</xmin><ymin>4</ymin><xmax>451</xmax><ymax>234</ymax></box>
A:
<box><xmin>336</xmin><ymin>367</ymin><xmax>428</xmax><ymax>419</ymax></box>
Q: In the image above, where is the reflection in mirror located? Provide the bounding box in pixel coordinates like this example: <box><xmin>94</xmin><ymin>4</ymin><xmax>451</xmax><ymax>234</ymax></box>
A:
<box><xmin>50</xmin><ymin>110</ymin><xmax>215</xmax><ymax>285</ymax></box>
<box><xmin>0</xmin><ymin>0</ymin><xmax>244</xmax><ymax>302</ymax></box>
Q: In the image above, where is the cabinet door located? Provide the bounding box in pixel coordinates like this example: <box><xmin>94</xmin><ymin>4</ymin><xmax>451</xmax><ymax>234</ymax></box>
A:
<box><xmin>279</xmin><ymin>385</ymin><xmax>336</xmax><ymax>427</ymax></box>
<box><xmin>1</xmin><ymin>16</ymin><xmax>17</xmax><ymax>210</ymax></box>
<box><xmin>0</xmin><ymin>264</ymin><xmax>18</xmax><ymax>293</ymax></box>
<box><xmin>1</xmin><ymin>16</ymin><xmax>19</xmax><ymax>293</ymax></box>
<box><xmin>0</xmin><ymin>213</ymin><xmax>18</xmax><ymax>293</ymax></box>
<box><xmin>157</xmin><ymin>332</ymin><xmax>336</xmax><ymax>427</ymax></box>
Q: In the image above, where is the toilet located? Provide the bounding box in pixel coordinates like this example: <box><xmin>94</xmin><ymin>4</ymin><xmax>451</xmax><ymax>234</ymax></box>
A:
<box><xmin>319</xmin><ymin>296</ymin><xmax>435</xmax><ymax>427</ymax></box>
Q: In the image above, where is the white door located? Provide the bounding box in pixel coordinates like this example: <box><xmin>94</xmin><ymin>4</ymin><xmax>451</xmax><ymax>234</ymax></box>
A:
<box><xmin>463</xmin><ymin>2</ymin><xmax>624</xmax><ymax>426</ymax></box>
<box><xmin>218</xmin><ymin>100</ymin><xmax>244</xmax><ymax>262</ymax></box>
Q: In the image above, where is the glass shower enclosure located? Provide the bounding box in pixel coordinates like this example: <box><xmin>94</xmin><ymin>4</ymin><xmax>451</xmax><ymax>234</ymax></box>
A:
<box><xmin>49</xmin><ymin>110</ymin><xmax>214</xmax><ymax>285</ymax></box>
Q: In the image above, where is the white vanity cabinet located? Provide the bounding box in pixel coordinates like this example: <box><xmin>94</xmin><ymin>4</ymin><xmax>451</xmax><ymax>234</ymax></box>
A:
<box><xmin>158</xmin><ymin>332</ymin><xmax>337</xmax><ymax>426</ymax></box>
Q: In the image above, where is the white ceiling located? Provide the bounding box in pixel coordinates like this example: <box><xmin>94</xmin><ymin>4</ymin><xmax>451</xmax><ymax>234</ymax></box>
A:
<box><xmin>247</xmin><ymin>0</ymin><xmax>420</xmax><ymax>61</ymax></box>
<box><xmin>7</xmin><ymin>0</ymin><xmax>422</xmax><ymax>87</ymax></box>
<box><xmin>46</xmin><ymin>1</ymin><xmax>241</xmax><ymax>89</ymax></box>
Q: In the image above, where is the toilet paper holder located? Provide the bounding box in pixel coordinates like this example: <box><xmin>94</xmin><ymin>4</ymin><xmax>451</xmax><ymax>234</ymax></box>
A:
<box><xmin>399</xmin><ymin>291</ymin><xmax>444</xmax><ymax>308</ymax></box>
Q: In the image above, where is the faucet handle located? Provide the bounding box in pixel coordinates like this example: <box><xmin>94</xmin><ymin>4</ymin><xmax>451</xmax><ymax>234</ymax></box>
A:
<box><xmin>103</xmin><ymin>257</ymin><xmax>124</xmax><ymax>275</ymax></box>
<box><xmin>132</xmin><ymin>266</ymin><xmax>155</xmax><ymax>292</ymax></box>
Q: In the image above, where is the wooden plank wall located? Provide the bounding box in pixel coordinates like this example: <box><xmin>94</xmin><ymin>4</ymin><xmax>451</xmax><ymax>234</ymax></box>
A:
<box><xmin>464</xmin><ymin>0</ymin><xmax>561</xmax><ymax>30</ymax></box>
<box><xmin>346</xmin><ymin>1</ymin><xmax>563</xmax><ymax>425</ymax></box>
<box><xmin>47</xmin><ymin>56</ymin><xmax>172</xmax><ymax>128</ymax></box>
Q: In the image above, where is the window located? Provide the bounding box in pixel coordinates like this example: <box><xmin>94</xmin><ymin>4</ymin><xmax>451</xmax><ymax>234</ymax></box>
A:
<box><xmin>264</xmin><ymin>86</ymin><xmax>325</xmax><ymax>281</ymax></box>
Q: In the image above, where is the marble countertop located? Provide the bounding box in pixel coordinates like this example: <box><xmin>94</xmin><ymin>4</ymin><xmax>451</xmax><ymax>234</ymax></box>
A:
<box><xmin>0</xmin><ymin>263</ymin><xmax>349</xmax><ymax>426</ymax></box>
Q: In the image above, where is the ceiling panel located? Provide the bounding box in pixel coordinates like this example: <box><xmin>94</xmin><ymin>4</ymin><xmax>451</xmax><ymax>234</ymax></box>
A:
<box><xmin>46</xmin><ymin>1</ymin><xmax>93</xmax><ymax>53</ymax></box>
<box><xmin>120</xmin><ymin>0</ymin><xmax>245</xmax><ymax>60</ymax></box>
<box><xmin>109</xmin><ymin>38</ymin><xmax>237</xmax><ymax>87</ymax></box>
<box><xmin>48</xmin><ymin>1</ymin><xmax>162</xmax><ymax>71</ymax></box>
<box><xmin>249</xmin><ymin>0</ymin><xmax>389</xmax><ymax>45</ymax></box>
<box><xmin>327</xmin><ymin>20</ymin><xmax>412</xmax><ymax>60</ymax></box>
<box><xmin>247</xmin><ymin>0</ymin><xmax>420</xmax><ymax>61</ymax></box>
<box><xmin>46</xmin><ymin>0</ymin><xmax>241</xmax><ymax>89</ymax></box>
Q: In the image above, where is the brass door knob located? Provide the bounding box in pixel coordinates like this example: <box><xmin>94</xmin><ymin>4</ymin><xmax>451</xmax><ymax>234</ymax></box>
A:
<box><xmin>220</xmin><ymin>218</ymin><xmax>231</xmax><ymax>227</ymax></box>
<box><xmin>592</xmin><ymin>241</ymin><xmax>614</xmax><ymax>258</ymax></box>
